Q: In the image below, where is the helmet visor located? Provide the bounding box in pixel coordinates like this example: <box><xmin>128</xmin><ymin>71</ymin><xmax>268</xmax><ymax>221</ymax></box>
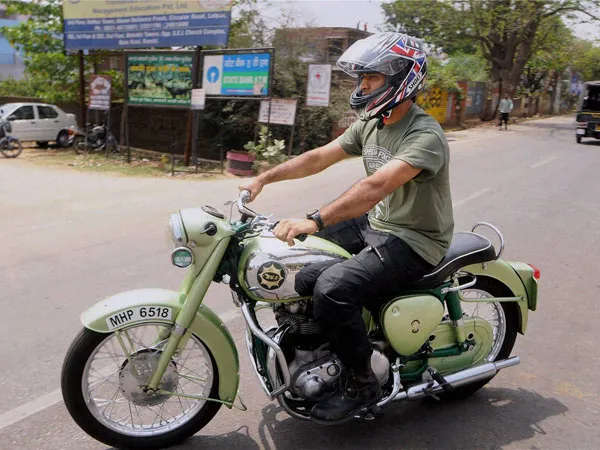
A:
<box><xmin>337</xmin><ymin>32</ymin><xmax>415</xmax><ymax>77</ymax></box>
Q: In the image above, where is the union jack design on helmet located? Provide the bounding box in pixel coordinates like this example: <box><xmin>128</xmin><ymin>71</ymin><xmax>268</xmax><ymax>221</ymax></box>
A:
<box><xmin>337</xmin><ymin>32</ymin><xmax>428</xmax><ymax>121</ymax></box>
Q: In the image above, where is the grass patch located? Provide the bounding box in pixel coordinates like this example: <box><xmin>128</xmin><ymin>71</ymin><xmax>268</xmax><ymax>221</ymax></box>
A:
<box><xmin>20</xmin><ymin>145</ymin><xmax>227</xmax><ymax>180</ymax></box>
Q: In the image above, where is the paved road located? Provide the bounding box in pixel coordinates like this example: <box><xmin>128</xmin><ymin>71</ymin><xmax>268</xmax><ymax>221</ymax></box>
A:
<box><xmin>1</xmin><ymin>117</ymin><xmax>599</xmax><ymax>449</ymax></box>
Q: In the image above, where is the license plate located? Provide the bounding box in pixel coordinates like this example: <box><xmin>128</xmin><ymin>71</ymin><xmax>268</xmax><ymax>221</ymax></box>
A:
<box><xmin>577</xmin><ymin>129</ymin><xmax>585</xmax><ymax>135</ymax></box>
<box><xmin>106</xmin><ymin>306</ymin><xmax>173</xmax><ymax>330</ymax></box>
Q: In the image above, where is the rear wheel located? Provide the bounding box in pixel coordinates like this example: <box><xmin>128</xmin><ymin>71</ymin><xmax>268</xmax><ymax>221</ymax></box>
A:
<box><xmin>576</xmin><ymin>135</ymin><xmax>582</xmax><ymax>143</ymax></box>
<box><xmin>1</xmin><ymin>137</ymin><xmax>23</xmax><ymax>158</ymax></box>
<box><xmin>73</xmin><ymin>137</ymin><xmax>87</xmax><ymax>155</ymax></box>
<box><xmin>61</xmin><ymin>324</ymin><xmax>222</xmax><ymax>449</ymax></box>
<box><xmin>56</xmin><ymin>130</ymin><xmax>70</xmax><ymax>148</ymax></box>
<box><xmin>435</xmin><ymin>277</ymin><xmax>518</xmax><ymax>401</ymax></box>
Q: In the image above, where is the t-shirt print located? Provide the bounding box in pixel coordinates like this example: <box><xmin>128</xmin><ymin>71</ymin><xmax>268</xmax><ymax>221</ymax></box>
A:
<box><xmin>363</xmin><ymin>144</ymin><xmax>392</xmax><ymax>173</ymax></box>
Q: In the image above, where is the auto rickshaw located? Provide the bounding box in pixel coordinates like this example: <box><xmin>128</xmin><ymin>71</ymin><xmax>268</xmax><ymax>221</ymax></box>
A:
<box><xmin>576</xmin><ymin>81</ymin><xmax>600</xmax><ymax>144</ymax></box>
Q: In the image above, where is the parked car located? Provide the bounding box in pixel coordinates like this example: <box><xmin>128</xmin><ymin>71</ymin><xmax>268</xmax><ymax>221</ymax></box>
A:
<box><xmin>0</xmin><ymin>103</ymin><xmax>77</xmax><ymax>148</ymax></box>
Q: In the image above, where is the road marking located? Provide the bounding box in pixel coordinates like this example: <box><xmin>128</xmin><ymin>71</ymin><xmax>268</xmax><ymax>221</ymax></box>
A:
<box><xmin>453</xmin><ymin>188</ymin><xmax>493</xmax><ymax>208</ymax></box>
<box><xmin>447</xmin><ymin>132</ymin><xmax>505</xmax><ymax>144</ymax></box>
<box><xmin>529</xmin><ymin>156</ymin><xmax>559</xmax><ymax>169</ymax></box>
<box><xmin>0</xmin><ymin>307</ymin><xmax>241</xmax><ymax>431</ymax></box>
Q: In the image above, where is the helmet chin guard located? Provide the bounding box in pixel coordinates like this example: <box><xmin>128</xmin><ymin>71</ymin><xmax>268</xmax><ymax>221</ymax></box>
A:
<box><xmin>337</xmin><ymin>32</ymin><xmax>428</xmax><ymax>121</ymax></box>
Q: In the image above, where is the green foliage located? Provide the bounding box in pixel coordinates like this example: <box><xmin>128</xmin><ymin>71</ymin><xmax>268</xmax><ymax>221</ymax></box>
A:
<box><xmin>244</xmin><ymin>126</ymin><xmax>287</xmax><ymax>164</ymax></box>
<box><xmin>0</xmin><ymin>0</ymin><xmax>83</xmax><ymax>103</ymax></box>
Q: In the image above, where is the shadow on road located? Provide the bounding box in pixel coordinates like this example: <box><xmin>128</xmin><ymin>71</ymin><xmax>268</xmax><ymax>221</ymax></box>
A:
<box><xmin>171</xmin><ymin>387</ymin><xmax>568</xmax><ymax>449</ymax></box>
<box><xmin>516</xmin><ymin>121</ymin><xmax>575</xmax><ymax>130</ymax></box>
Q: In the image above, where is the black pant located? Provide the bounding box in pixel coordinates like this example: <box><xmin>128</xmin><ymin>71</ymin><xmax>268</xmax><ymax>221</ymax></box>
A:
<box><xmin>498</xmin><ymin>112</ymin><xmax>509</xmax><ymax>127</ymax></box>
<box><xmin>295</xmin><ymin>216</ymin><xmax>434</xmax><ymax>370</ymax></box>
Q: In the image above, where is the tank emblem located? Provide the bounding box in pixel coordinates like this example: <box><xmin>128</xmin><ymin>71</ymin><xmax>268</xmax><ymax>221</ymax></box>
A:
<box><xmin>411</xmin><ymin>320</ymin><xmax>421</xmax><ymax>334</ymax></box>
<box><xmin>257</xmin><ymin>262</ymin><xmax>286</xmax><ymax>290</ymax></box>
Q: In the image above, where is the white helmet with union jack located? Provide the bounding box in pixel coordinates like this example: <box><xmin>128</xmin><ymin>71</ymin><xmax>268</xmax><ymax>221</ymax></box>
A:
<box><xmin>337</xmin><ymin>32</ymin><xmax>427</xmax><ymax>120</ymax></box>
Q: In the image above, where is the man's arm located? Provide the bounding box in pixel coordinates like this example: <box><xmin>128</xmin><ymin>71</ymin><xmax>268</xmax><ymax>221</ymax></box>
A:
<box><xmin>273</xmin><ymin>159</ymin><xmax>422</xmax><ymax>245</ymax></box>
<box><xmin>239</xmin><ymin>138</ymin><xmax>349</xmax><ymax>200</ymax></box>
<box><xmin>320</xmin><ymin>159</ymin><xmax>422</xmax><ymax>226</ymax></box>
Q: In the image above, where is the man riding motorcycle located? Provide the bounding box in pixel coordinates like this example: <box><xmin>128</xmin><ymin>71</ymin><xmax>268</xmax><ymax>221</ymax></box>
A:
<box><xmin>240</xmin><ymin>32</ymin><xmax>454</xmax><ymax>424</ymax></box>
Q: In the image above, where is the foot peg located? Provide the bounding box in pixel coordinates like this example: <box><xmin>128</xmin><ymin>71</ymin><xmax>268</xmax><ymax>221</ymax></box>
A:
<box><xmin>422</xmin><ymin>367</ymin><xmax>454</xmax><ymax>399</ymax></box>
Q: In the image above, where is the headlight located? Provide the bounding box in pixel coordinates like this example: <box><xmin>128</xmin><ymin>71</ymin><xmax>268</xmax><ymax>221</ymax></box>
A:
<box><xmin>167</xmin><ymin>213</ymin><xmax>187</xmax><ymax>247</ymax></box>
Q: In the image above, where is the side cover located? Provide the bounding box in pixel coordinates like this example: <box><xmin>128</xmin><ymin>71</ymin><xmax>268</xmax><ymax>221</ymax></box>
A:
<box><xmin>81</xmin><ymin>288</ymin><xmax>240</xmax><ymax>407</ymax></box>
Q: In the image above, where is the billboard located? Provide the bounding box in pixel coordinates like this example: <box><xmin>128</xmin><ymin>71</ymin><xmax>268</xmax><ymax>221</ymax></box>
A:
<box><xmin>62</xmin><ymin>0</ymin><xmax>233</xmax><ymax>50</ymax></box>
<box><xmin>127</xmin><ymin>53</ymin><xmax>193</xmax><ymax>107</ymax></box>
<box><xmin>202</xmin><ymin>52</ymin><xmax>271</xmax><ymax>97</ymax></box>
<box><xmin>306</xmin><ymin>64</ymin><xmax>332</xmax><ymax>107</ymax></box>
<box><xmin>89</xmin><ymin>75</ymin><xmax>112</xmax><ymax>110</ymax></box>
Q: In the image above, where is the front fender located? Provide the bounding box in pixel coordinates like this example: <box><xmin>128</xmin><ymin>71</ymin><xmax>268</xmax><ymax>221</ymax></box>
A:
<box><xmin>81</xmin><ymin>288</ymin><xmax>239</xmax><ymax>407</ymax></box>
<box><xmin>463</xmin><ymin>260</ymin><xmax>532</xmax><ymax>334</ymax></box>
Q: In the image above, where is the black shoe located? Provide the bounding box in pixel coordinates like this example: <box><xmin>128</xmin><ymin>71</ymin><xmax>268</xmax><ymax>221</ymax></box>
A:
<box><xmin>310</xmin><ymin>366</ymin><xmax>382</xmax><ymax>425</ymax></box>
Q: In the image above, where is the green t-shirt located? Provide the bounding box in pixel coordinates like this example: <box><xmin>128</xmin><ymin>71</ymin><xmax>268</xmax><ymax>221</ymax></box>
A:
<box><xmin>338</xmin><ymin>104</ymin><xmax>454</xmax><ymax>265</ymax></box>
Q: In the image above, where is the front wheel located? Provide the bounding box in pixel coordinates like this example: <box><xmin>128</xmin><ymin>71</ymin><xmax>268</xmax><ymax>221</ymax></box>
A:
<box><xmin>61</xmin><ymin>324</ymin><xmax>222</xmax><ymax>449</ymax></box>
<box><xmin>435</xmin><ymin>277</ymin><xmax>518</xmax><ymax>401</ymax></box>
<box><xmin>1</xmin><ymin>137</ymin><xmax>23</xmax><ymax>158</ymax></box>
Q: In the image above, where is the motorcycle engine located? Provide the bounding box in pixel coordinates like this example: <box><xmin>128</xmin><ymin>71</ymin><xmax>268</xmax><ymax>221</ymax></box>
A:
<box><xmin>273</xmin><ymin>300</ymin><xmax>390</xmax><ymax>401</ymax></box>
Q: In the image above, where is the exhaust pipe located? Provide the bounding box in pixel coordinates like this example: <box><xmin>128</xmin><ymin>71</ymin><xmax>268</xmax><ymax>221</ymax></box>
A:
<box><xmin>392</xmin><ymin>356</ymin><xmax>520</xmax><ymax>402</ymax></box>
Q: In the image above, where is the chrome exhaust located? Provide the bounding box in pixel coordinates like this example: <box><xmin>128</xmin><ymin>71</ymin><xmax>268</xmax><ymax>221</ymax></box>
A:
<box><xmin>392</xmin><ymin>356</ymin><xmax>520</xmax><ymax>402</ymax></box>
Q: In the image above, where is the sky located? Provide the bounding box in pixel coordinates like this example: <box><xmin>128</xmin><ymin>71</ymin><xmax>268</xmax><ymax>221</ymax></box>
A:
<box><xmin>258</xmin><ymin>0</ymin><xmax>599</xmax><ymax>41</ymax></box>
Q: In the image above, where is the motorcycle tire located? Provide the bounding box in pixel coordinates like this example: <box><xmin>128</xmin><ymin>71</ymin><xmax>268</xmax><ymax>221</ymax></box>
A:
<box><xmin>73</xmin><ymin>137</ymin><xmax>87</xmax><ymax>155</ymax></box>
<box><xmin>1</xmin><ymin>137</ymin><xmax>23</xmax><ymax>158</ymax></box>
<box><xmin>576</xmin><ymin>136</ymin><xmax>582</xmax><ymax>144</ymax></box>
<box><xmin>433</xmin><ymin>277</ymin><xmax>519</xmax><ymax>401</ymax></box>
<box><xmin>61</xmin><ymin>327</ymin><xmax>222</xmax><ymax>450</ymax></box>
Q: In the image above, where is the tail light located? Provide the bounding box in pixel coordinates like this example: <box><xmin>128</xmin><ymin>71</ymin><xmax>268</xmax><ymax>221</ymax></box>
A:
<box><xmin>577</xmin><ymin>122</ymin><xmax>588</xmax><ymax>127</ymax></box>
<box><xmin>527</xmin><ymin>263</ymin><xmax>541</xmax><ymax>280</ymax></box>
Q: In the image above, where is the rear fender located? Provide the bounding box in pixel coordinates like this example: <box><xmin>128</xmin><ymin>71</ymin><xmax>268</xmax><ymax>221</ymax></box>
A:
<box><xmin>81</xmin><ymin>288</ymin><xmax>239</xmax><ymax>407</ymax></box>
<box><xmin>462</xmin><ymin>259</ymin><xmax>531</xmax><ymax>334</ymax></box>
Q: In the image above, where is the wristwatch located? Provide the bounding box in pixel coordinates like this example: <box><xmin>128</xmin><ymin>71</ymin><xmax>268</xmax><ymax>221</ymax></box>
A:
<box><xmin>306</xmin><ymin>209</ymin><xmax>324</xmax><ymax>231</ymax></box>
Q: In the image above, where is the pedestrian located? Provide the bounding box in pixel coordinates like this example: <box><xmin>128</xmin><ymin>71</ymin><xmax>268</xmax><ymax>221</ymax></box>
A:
<box><xmin>239</xmin><ymin>32</ymin><xmax>454</xmax><ymax>424</ymax></box>
<box><xmin>498</xmin><ymin>92</ymin><xmax>513</xmax><ymax>130</ymax></box>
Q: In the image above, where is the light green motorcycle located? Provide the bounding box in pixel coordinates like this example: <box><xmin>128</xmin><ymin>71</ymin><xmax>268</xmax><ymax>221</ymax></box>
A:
<box><xmin>61</xmin><ymin>191</ymin><xmax>539</xmax><ymax>449</ymax></box>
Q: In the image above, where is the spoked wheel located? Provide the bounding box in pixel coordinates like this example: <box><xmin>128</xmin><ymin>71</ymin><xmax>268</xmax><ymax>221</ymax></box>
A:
<box><xmin>61</xmin><ymin>324</ymin><xmax>221</xmax><ymax>450</ymax></box>
<box><xmin>107</xmin><ymin>134</ymin><xmax>120</xmax><ymax>153</ymax></box>
<box><xmin>435</xmin><ymin>277</ymin><xmax>518</xmax><ymax>401</ymax></box>
<box><xmin>1</xmin><ymin>137</ymin><xmax>23</xmax><ymax>158</ymax></box>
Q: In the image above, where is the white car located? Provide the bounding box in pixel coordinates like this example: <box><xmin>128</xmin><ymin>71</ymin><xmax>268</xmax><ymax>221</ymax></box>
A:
<box><xmin>0</xmin><ymin>102</ymin><xmax>77</xmax><ymax>147</ymax></box>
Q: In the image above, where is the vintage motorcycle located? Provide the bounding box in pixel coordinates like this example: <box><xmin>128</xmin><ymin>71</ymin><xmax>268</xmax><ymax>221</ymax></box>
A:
<box><xmin>62</xmin><ymin>191</ymin><xmax>539</xmax><ymax>449</ymax></box>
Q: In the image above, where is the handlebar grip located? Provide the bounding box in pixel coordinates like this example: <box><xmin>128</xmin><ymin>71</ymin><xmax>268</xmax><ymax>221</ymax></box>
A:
<box><xmin>240</xmin><ymin>190</ymin><xmax>251</xmax><ymax>203</ymax></box>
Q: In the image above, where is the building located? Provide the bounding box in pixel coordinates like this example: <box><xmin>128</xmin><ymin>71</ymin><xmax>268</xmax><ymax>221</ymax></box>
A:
<box><xmin>0</xmin><ymin>4</ymin><xmax>27</xmax><ymax>81</ymax></box>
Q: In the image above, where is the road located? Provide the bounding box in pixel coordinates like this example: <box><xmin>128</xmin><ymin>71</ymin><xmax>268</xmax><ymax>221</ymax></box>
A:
<box><xmin>1</xmin><ymin>116</ymin><xmax>599</xmax><ymax>449</ymax></box>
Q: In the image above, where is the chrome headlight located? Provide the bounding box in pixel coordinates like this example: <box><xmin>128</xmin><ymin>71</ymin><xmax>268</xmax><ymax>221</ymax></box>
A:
<box><xmin>167</xmin><ymin>213</ymin><xmax>188</xmax><ymax>247</ymax></box>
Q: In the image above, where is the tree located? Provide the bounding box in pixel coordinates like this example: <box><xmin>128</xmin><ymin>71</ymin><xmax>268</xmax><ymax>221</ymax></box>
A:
<box><xmin>383</xmin><ymin>0</ymin><xmax>600</xmax><ymax>118</ymax></box>
<box><xmin>0</xmin><ymin>0</ymin><xmax>83</xmax><ymax>103</ymax></box>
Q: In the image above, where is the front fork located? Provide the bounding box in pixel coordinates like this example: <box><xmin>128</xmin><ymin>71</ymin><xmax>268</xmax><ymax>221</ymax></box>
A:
<box><xmin>146</xmin><ymin>240</ymin><xmax>229</xmax><ymax>390</ymax></box>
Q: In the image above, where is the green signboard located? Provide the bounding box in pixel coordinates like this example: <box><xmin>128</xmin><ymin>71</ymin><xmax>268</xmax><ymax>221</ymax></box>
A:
<box><xmin>127</xmin><ymin>53</ymin><xmax>193</xmax><ymax>106</ymax></box>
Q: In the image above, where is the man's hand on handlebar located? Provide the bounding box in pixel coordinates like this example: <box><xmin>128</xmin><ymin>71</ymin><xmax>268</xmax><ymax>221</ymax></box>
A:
<box><xmin>273</xmin><ymin>219</ymin><xmax>318</xmax><ymax>246</ymax></box>
<box><xmin>238</xmin><ymin>179</ymin><xmax>264</xmax><ymax>202</ymax></box>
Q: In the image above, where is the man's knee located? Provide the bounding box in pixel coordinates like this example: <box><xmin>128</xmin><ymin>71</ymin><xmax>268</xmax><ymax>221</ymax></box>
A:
<box><xmin>312</xmin><ymin>270</ymin><xmax>358</xmax><ymax>323</ymax></box>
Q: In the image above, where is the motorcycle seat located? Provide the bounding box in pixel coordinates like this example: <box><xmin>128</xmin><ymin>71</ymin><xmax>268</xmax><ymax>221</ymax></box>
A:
<box><xmin>407</xmin><ymin>232</ymin><xmax>496</xmax><ymax>289</ymax></box>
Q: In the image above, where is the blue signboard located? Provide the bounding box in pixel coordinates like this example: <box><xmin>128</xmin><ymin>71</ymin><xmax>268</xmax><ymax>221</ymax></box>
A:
<box><xmin>203</xmin><ymin>52</ymin><xmax>271</xmax><ymax>97</ymax></box>
<box><xmin>62</xmin><ymin>1</ymin><xmax>232</xmax><ymax>50</ymax></box>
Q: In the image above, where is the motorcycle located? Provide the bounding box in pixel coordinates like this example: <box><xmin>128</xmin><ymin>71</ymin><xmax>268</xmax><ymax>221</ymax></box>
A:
<box><xmin>61</xmin><ymin>191</ymin><xmax>539</xmax><ymax>449</ymax></box>
<box><xmin>71</xmin><ymin>123</ymin><xmax>118</xmax><ymax>155</ymax></box>
<box><xmin>0</xmin><ymin>118</ymin><xmax>23</xmax><ymax>158</ymax></box>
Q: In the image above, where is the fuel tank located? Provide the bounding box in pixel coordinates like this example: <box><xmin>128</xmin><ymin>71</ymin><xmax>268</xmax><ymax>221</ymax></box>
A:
<box><xmin>237</xmin><ymin>233</ymin><xmax>351</xmax><ymax>302</ymax></box>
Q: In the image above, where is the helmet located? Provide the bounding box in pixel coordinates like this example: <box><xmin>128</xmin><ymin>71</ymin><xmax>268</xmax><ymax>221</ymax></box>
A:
<box><xmin>337</xmin><ymin>32</ymin><xmax>428</xmax><ymax>120</ymax></box>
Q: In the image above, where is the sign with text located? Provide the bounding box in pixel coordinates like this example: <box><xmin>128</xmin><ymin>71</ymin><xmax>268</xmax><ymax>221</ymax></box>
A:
<box><xmin>259</xmin><ymin>99</ymin><xmax>297</xmax><ymax>126</ymax></box>
<box><xmin>127</xmin><ymin>53</ymin><xmax>193</xmax><ymax>107</ymax></box>
<box><xmin>89</xmin><ymin>75</ymin><xmax>112</xmax><ymax>110</ymax></box>
<box><xmin>202</xmin><ymin>52</ymin><xmax>271</xmax><ymax>97</ymax></box>
<box><xmin>306</xmin><ymin>64</ymin><xmax>332</xmax><ymax>107</ymax></box>
<box><xmin>191</xmin><ymin>89</ymin><xmax>206</xmax><ymax>110</ymax></box>
<box><xmin>62</xmin><ymin>0</ymin><xmax>233</xmax><ymax>50</ymax></box>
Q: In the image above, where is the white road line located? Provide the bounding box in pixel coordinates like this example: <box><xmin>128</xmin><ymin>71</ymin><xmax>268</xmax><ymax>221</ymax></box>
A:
<box><xmin>447</xmin><ymin>132</ymin><xmax>505</xmax><ymax>144</ymax></box>
<box><xmin>529</xmin><ymin>156</ymin><xmax>559</xmax><ymax>169</ymax></box>
<box><xmin>0</xmin><ymin>307</ymin><xmax>241</xmax><ymax>431</ymax></box>
<box><xmin>452</xmin><ymin>188</ymin><xmax>493</xmax><ymax>208</ymax></box>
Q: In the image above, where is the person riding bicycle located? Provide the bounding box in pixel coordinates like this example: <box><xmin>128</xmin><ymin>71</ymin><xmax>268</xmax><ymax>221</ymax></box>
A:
<box><xmin>240</xmin><ymin>32</ymin><xmax>454</xmax><ymax>424</ymax></box>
